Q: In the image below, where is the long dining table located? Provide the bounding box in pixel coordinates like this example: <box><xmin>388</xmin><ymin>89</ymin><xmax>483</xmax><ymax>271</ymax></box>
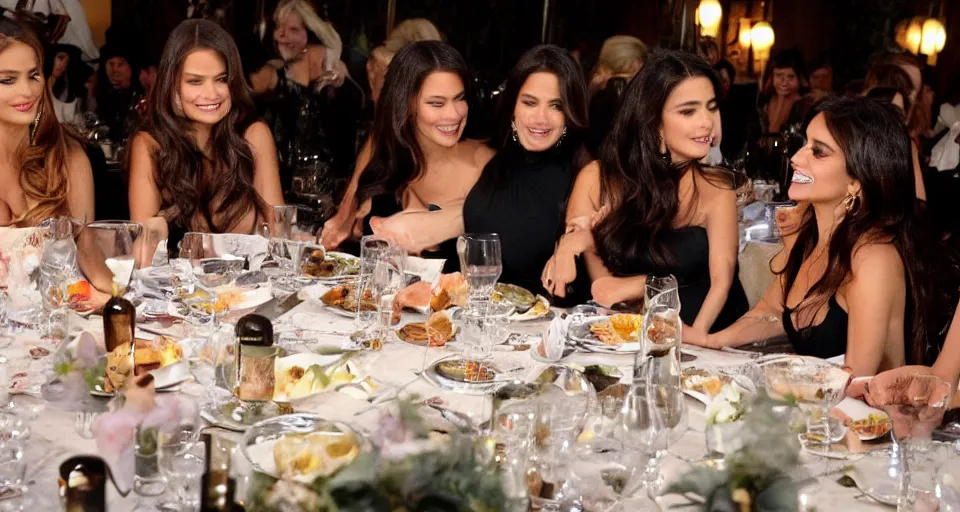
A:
<box><xmin>7</xmin><ymin>289</ymin><xmax>891</xmax><ymax>511</ymax></box>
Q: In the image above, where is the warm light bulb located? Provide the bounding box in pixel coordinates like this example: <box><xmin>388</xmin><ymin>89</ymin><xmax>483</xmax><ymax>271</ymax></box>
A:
<box><xmin>697</xmin><ymin>0</ymin><xmax>723</xmax><ymax>37</ymax></box>
<box><xmin>738</xmin><ymin>21</ymin><xmax>752</xmax><ymax>47</ymax></box>
<box><xmin>921</xmin><ymin>18</ymin><xmax>946</xmax><ymax>55</ymax></box>
<box><xmin>750</xmin><ymin>22</ymin><xmax>775</xmax><ymax>52</ymax></box>
<box><xmin>906</xmin><ymin>17</ymin><xmax>923</xmax><ymax>54</ymax></box>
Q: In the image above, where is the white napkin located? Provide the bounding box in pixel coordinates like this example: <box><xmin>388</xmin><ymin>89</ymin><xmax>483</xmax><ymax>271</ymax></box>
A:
<box><xmin>405</xmin><ymin>256</ymin><xmax>445</xmax><ymax>285</ymax></box>
<box><xmin>931</xmin><ymin>103</ymin><xmax>960</xmax><ymax>172</ymax></box>
<box><xmin>538</xmin><ymin>314</ymin><xmax>571</xmax><ymax>361</ymax></box>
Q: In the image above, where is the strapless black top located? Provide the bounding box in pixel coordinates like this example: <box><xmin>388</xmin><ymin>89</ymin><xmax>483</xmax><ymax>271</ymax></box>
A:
<box><xmin>783</xmin><ymin>295</ymin><xmax>849</xmax><ymax>359</ymax></box>
<box><xmin>606</xmin><ymin>225</ymin><xmax>749</xmax><ymax>332</ymax></box>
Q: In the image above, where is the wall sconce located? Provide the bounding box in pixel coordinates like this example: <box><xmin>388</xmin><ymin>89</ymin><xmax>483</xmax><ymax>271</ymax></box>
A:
<box><xmin>697</xmin><ymin>0</ymin><xmax>723</xmax><ymax>38</ymax></box>
<box><xmin>896</xmin><ymin>16</ymin><xmax>947</xmax><ymax>65</ymax></box>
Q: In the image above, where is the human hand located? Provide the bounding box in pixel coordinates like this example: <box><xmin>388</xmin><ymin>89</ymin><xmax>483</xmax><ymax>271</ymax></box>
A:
<box><xmin>541</xmin><ymin>251</ymin><xmax>578</xmax><ymax>298</ymax></box>
<box><xmin>320</xmin><ymin>215</ymin><xmax>352</xmax><ymax>250</ymax></box>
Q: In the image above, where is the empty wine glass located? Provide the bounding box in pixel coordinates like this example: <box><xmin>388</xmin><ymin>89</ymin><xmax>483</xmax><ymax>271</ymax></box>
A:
<box><xmin>861</xmin><ymin>369</ymin><xmax>953</xmax><ymax>511</ymax></box>
<box><xmin>619</xmin><ymin>383</ymin><xmax>670</xmax><ymax>502</ymax></box>
<box><xmin>157</xmin><ymin>436</ymin><xmax>205</xmax><ymax>511</ymax></box>
<box><xmin>457</xmin><ymin>233</ymin><xmax>502</xmax><ymax>314</ymax></box>
<box><xmin>77</xmin><ymin>221</ymin><xmax>144</xmax><ymax>297</ymax></box>
<box><xmin>644</xmin><ymin>275</ymin><xmax>679</xmax><ymax>312</ymax></box>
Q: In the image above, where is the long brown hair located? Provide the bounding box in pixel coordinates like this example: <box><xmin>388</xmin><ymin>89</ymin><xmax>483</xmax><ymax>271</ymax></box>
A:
<box><xmin>355</xmin><ymin>41</ymin><xmax>470</xmax><ymax>206</ymax></box>
<box><xmin>780</xmin><ymin>98</ymin><xmax>942</xmax><ymax>365</ymax></box>
<box><xmin>140</xmin><ymin>19</ymin><xmax>265</xmax><ymax>232</ymax></box>
<box><xmin>593</xmin><ymin>49</ymin><xmax>734</xmax><ymax>274</ymax></box>
<box><xmin>0</xmin><ymin>19</ymin><xmax>77</xmax><ymax>226</ymax></box>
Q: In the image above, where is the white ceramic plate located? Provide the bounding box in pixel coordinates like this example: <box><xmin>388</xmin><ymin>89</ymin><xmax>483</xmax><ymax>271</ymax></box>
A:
<box><xmin>273</xmin><ymin>352</ymin><xmax>362</xmax><ymax>403</ymax></box>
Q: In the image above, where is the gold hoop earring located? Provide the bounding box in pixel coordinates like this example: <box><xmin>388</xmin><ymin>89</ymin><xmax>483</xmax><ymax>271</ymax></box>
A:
<box><xmin>30</xmin><ymin>107</ymin><xmax>41</xmax><ymax>145</ymax></box>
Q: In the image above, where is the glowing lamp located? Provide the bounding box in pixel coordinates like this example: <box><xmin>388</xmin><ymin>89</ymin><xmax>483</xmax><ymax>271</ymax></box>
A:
<box><xmin>921</xmin><ymin>18</ymin><xmax>946</xmax><ymax>55</ymax></box>
<box><xmin>750</xmin><ymin>22</ymin><xmax>775</xmax><ymax>52</ymax></box>
<box><xmin>697</xmin><ymin>0</ymin><xmax>723</xmax><ymax>38</ymax></box>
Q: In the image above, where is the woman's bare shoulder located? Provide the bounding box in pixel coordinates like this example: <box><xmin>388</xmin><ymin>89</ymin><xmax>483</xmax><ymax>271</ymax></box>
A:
<box><xmin>456</xmin><ymin>139</ymin><xmax>496</xmax><ymax>170</ymax></box>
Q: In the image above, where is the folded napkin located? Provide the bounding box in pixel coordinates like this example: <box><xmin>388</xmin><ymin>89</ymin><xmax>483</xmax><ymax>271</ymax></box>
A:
<box><xmin>539</xmin><ymin>314</ymin><xmax>571</xmax><ymax>361</ymax></box>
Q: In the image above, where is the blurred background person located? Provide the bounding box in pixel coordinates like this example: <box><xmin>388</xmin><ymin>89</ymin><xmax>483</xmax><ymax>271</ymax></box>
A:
<box><xmin>586</xmin><ymin>34</ymin><xmax>646</xmax><ymax>157</ymax></box>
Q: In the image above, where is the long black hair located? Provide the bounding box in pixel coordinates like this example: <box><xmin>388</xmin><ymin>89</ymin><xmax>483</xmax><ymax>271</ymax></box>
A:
<box><xmin>355</xmin><ymin>41</ymin><xmax>469</xmax><ymax>206</ymax></box>
<box><xmin>140</xmin><ymin>19</ymin><xmax>266</xmax><ymax>232</ymax></box>
<box><xmin>592</xmin><ymin>49</ymin><xmax>733</xmax><ymax>274</ymax></box>
<box><xmin>780</xmin><ymin>97</ymin><xmax>942</xmax><ymax>365</ymax></box>
<box><xmin>488</xmin><ymin>44</ymin><xmax>590</xmax><ymax>173</ymax></box>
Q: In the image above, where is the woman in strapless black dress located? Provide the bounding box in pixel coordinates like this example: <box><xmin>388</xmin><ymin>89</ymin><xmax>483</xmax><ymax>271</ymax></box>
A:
<box><xmin>319</xmin><ymin>41</ymin><xmax>494</xmax><ymax>270</ymax></box>
<box><xmin>685</xmin><ymin>97</ymin><xmax>946</xmax><ymax>376</ymax></box>
<box><xmin>543</xmin><ymin>49</ymin><xmax>747</xmax><ymax>333</ymax></box>
<box><xmin>462</xmin><ymin>45</ymin><xmax>591</xmax><ymax>299</ymax></box>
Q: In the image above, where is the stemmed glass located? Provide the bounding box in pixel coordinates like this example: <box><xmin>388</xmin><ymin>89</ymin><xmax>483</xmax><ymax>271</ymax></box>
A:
<box><xmin>0</xmin><ymin>411</ymin><xmax>31</xmax><ymax>510</ymax></box>
<box><xmin>177</xmin><ymin>233</ymin><xmax>245</xmax><ymax>336</ymax></box>
<box><xmin>352</xmin><ymin>237</ymin><xmax>405</xmax><ymax>350</ymax></box>
<box><xmin>188</xmin><ymin>326</ymin><xmax>234</xmax><ymax>408</ymax></box>
<box><xmin>457</xmin><ymin>233</ymin><xmax>502</xmax><ymax>315</ymax></box>
<box><xmin>155</xmin><ymin>395</ymin><xmax>202</xmax><ymax>511</ymax></box>
<box><xmin>859</xmin><ymin>368</ymin><xmax>953</xmax><ymax>511</ymax></box>
<box><xmin>265</xmin><ymin>205</ymin><xmax>300</xmax><ymax>292</ymax></box>
<box><xmin>763</xmin><ymin>357</ymin><xmax>850</xmax><ymax>459</ymax></box>
<box><xmin>76</xmin><ymin>221</ymin><xmax>144</xmax><ymax>298</ymax></box>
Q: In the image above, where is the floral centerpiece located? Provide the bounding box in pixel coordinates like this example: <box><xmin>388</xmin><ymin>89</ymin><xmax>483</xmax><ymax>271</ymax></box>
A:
<box><xmin>666</xmin><ymin>394</ymin><xmax>808</xmax><ymax>512</ymax></box>
<box><xmin>248</xmin><ymin>397</ymin><xmax>507</xmax><ymax>511</ymax></box>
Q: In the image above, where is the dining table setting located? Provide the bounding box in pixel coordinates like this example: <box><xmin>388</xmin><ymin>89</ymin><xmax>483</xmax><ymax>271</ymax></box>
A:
<box><xmin>0</xmin><ymin>207</ymin><xmax>957</xmax><ymax>511</ymax></box>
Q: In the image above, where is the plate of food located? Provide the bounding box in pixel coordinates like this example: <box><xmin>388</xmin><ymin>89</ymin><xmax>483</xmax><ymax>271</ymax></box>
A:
<box><xmin>681</xmin><ymin>367</ymin><xmax>735</xmax><ymax>405</ymax></box>
<box><xmin>395</xmin><ymin>311</ymin><xmax>457</xmax><ymax>347</ymax></box>
<box><xmin>58</xmin><ymin>332</ymin><xmax>191</xmax><ymax>397</ymax></box>
<box><xmin>831</xmin><ymin>397</ymin><xmax>892</xmax><ymax>441</ymax></box>
<box><xmin>273</xmin><ymin>352</ymin><xmax>364</xmax><ymax>403</ymax></box>
<box><xmin>302</xmin><ymin>251</ymin><xmax>360</xmax><ymax>281</ymax></box>
<box><xmin>568</xmin><ymin>314</ymin><xmax>643</xmax><ymax>354</ymax></box>
<box><xmin>241</xmin><ymin>414</ymin><xmax>368</xmax><ymax>483</ymax></box>
<box><xmin>301</xmin><ymin>282</ymin><xmax>375</xmax><ymax>318</ymax></box>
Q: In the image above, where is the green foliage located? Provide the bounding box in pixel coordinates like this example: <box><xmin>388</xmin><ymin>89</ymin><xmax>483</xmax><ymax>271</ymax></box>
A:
<box><xmin>665</xmin><ymin>394</ymin><xmax>803</xmax><ymax>512</ymax></box>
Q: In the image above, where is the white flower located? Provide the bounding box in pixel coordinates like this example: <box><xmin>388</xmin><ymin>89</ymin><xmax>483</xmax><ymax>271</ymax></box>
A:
<box><xmin>705</xmin><ymin>384</ymin><xmax>744</xmax><ymax>425</ymax></box>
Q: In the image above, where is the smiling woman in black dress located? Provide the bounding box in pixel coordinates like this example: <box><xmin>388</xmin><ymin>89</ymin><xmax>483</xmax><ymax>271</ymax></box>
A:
<box><xmin>462</xmin><ymin>45</ymin><xmax>590</xmax><ymax>296</ymax></box>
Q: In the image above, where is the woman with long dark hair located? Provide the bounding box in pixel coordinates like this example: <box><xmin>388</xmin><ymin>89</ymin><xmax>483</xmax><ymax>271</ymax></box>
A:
<box><xmin>128</xmin><ymin>19</ymin><xmax>283</xmax><ymax>247</ymax></box>
<box><xmin>686</xmin><ymin>97</ymin><xmax>943</xmax><ymax>376</ymax></box>
<box><xmin>0</xmin><ymin>19</ymin><xmax>93</xmax><ymax>226</ymax></box>
<box><xmin>543</xmin><ymin>49</ymin><xmax>748</xmax><ymax>333</ymax></box>
<box><xmin>320</xmin><ymin>41</ymin><xmax>493</xmax><ymax>261</ymax></box>
<box><xmin>462</xmin><ymin>45</ymin><xmax>589</xmax><ymax>295</ymax></box>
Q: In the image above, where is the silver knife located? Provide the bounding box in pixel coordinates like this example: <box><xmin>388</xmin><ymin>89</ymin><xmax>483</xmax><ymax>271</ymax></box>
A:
<box><xmin>255</xmin><ymin>292</ymin><xmax>304</xmax><ymax>320</ymax></box>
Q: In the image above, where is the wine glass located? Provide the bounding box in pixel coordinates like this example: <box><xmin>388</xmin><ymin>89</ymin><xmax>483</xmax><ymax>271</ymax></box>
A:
<box><xmin>763</xmin><ymin>358</ymin><xmax>850</xmax><ymax>451</ymax></box>
<box><xmin>861</xmin><ymin>368</ymin><xmax>953</xmax><ymax>511</ymax></box>
<box><xmin>76</xmin><ymin>221</ymin><xmax>144</xmax><ymax>297</ymax></box>
<box><xmin>644</xmin><ymin>275</ymin><xmax>679</xmax><ymax>312</ymax></box>
<box><xmin>355</xmin><ymin>238</ymin><xmax>405</xmax><ymax>351</ymax></box>
<box><xmin>154</xmin><ymin>395</ymin><xmax>202</xmax><ymax>510</ymax></box>
<box><xmin>157</xmin><ymin>437</ymin><xmax>205</xmax><ymax>511</ymax></box>
<box><xmin>456</xmin><ymin>233</ymin><xmax>502</xmax><ymax>314</ymax></box>
<box><xmin>264</xmin><ymin>206</ymin><xmax>299</xmax><ymax>288</ymax></box>
<box><xmin>189</xmin><ymin>326</ymin><xmax>233</xmax><ymax>408</ymax></box>
<box><xmin>178</xmin><ymin>233</ymin><xmax>245</xmax><ymax>335</ymax></box>
<box><xmin>619</xmin><ymin>383</ymin><xmax>670</xmax><ymax>503</ymax></box>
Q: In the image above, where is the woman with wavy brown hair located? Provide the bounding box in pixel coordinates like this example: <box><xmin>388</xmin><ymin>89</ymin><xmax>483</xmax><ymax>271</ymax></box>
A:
<box><xmin>0</xmin><ymin>18</ymin><xmax>93</xmax><ymax>226</ymax></box>
<box><xmin>128</xmin><ymin>19</ymin><xmax>283</xmax><ymax>247</ymax></box>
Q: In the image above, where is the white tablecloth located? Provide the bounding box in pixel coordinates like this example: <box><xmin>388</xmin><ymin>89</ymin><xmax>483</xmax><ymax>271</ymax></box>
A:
<box><xmin>12</xmin><ymin>302</ymin><xmax>887</xmax><ymax>510</ymax></box>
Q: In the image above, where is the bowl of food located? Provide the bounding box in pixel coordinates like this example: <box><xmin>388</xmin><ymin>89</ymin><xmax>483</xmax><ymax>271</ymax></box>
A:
<box><xmin>241</xmin><ymin>414</ymin><xmax>369</xmax><ymax>483</ymax></box>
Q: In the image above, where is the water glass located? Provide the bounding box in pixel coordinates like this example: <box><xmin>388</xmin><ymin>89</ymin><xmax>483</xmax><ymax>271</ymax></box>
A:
<box><xmin>644</xmin><ymin>275</ymin><xmax>679</xmax><ymax>312</ymax></box>
<box><xmin>0</xmin><ymin>444</ymin><xmax>26</xmax><ymax>498</ymax></box>
<box><xmin>457</xmin><ymin>233</ymin><xmax>502</xmax><ymax>313</ymax></box>
<box><xmin>158</xmin><ymin>440</ymin><xmax>205</xmax><ymax>511</ymax></box>
<box><xmin>134</xmin><ymin>426</ymin><xmax>165</xmax><ymax>497</ymax></box>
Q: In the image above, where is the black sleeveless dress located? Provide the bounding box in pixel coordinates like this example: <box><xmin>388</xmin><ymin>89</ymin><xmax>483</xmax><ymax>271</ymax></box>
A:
<box><xmin>606</xmin><ymin>226</ymin><xmax>749</xmax><ymax>332</ymax></box>
<box><xmin>782</xmin><ymin>296</ymin><xmax>849</xmax><ymax>359</ymax></box>
<box><xmin>462</xmin><ymin>144</ymin><xmax>577</xmax><ymax>297</ymax></box>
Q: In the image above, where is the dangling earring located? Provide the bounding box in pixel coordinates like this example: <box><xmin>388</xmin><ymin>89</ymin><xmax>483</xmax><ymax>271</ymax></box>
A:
<box><xmin>555</xmin><ymin>126</ymin><xmax>567</xmax><ymax>147</ymax></box>
<box><xmin>511</xmin><ymin>120</ymin><xmax>518</xmax><ymax>143</ymax></box>
<box><xmin>658</xmin><ymin>135</ymin><xmax>670</xmax><ymax>163</ymax></box>
<box><xmin>29</xmin><ymin>107</ymin><xmax>41</xmax><ymax>146</ymax></box>
<box><xmin>842</xmin><ymin>194</ymin><xmax>859</xmax><ymax>213</ymax></box>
